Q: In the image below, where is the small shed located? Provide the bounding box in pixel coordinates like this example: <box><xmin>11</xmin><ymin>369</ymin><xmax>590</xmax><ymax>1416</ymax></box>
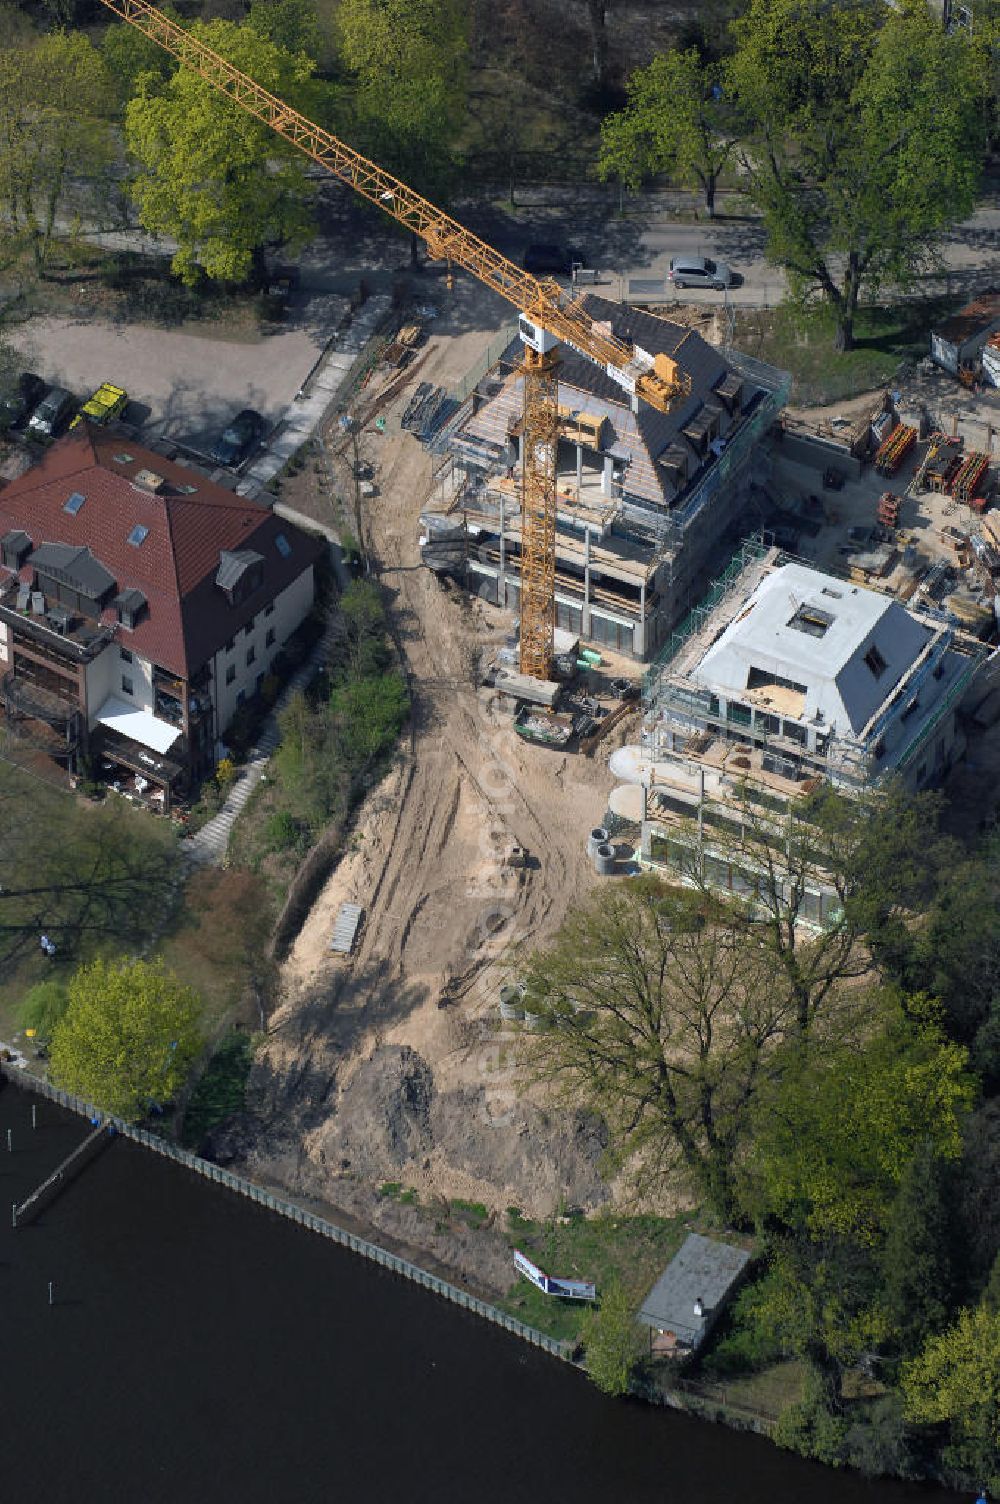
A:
<box><xmin>930</xmin><ymin>296</ymin><xmax>1000</xmax><ymax>376</ymax></box>
<box><xmin>637</xmin><ymin>1233</ymin><xmax>751</xmax><ymax>1358</ymax></box>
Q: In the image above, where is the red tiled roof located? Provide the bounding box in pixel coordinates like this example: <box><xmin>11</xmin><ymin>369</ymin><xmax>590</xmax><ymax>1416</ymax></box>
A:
<box><xmin>0</xmin><ymin>429</ymin><xmax>323</xmax><ymax>678</ymax></box>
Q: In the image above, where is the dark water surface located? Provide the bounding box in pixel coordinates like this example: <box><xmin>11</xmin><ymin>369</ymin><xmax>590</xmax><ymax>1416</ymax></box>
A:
<box><xmin>0</xmin><ymin>1088</ymin><xmax>940</xmax><ymax>1504</ymax></box>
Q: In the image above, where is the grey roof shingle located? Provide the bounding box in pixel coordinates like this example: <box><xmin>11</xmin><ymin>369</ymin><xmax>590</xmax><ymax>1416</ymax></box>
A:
<box><xmin>638</xmin><ymin>1233</ymin><xmax>751</xmax><ymax>1344</ymax></box>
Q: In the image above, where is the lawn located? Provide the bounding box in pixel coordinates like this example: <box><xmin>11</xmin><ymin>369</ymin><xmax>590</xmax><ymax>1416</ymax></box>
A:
<box><xmin>732</xmin><ymin>296</ymin><xmax>961</xmax><ymax>408</ymax></box>
<box><xmin>156</xmin><ymin>867</ymin><xmax>276</xmax><ymax>1036</ymax></box>
<box><xmin>497</xmin><ymin>1208</ymin><xmax>692</xmax><ymax>1344</ymax></box>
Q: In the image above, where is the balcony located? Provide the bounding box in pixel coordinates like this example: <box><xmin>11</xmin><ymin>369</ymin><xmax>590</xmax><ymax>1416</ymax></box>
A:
<box><xmin>2</xmin><ymin>671</ymin><xmax>82</xmax><ymax>741</ymax></box>
<box><xmin>0</xmin><ymin>578</ymin><xmax>115</xmax><ymax>665</ymax></box>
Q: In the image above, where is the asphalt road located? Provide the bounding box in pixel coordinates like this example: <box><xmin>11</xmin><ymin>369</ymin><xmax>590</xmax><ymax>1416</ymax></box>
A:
<box><xmin>8</xmin><ymin>185</ymin><xmax>1000</xmax><ymax>456</ymax></box>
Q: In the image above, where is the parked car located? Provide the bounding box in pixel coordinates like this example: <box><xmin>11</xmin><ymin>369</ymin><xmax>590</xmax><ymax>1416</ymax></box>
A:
<box><xmin>27</xmin><ymin>385</ymin><xmax>74</xmax><ymax>440</ymax></box>
<box><xmin>70</xmin><ymin>382</ymin><xmax>128</xmax><ymax>430</ymax></box>
<box><xmin>0</xmin><ymin>372</ymin><xmax>47</xmax><ymax>432</ymax></box>
<box><xmin>523</xmin><ymin>243</ymin><xmax>584</xmax><ymax>276</ymax></box>
<box><xmin>210</xmin><ymin>408</ymin><xmax>265</xmax><ymax>467</ymax></box>
<box><xmin>667</xmin><ymin>255</ymin><xmax>737</xmax><ymax>290</ymax></box>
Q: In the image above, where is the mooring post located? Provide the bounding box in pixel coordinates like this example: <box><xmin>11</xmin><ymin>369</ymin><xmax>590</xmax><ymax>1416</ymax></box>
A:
<box><xmin>6</xmin><ymin>1128</ymin><xmax>10</xmax><ymax>1152</ymax></box>
<box><xmin>31</xmin><ymin>1104</ymin><xmax>36</xmax><ymax>1130</ymax></box>
<box><xmin>11</xmin><ymin>1202</ymin><xmax>16</xmax><ymax>1229</ymax></box>
<box><xmin>48</xmin><ymin>1281</ymin><xmax>53</xmax><ymax>1307</ymax></box>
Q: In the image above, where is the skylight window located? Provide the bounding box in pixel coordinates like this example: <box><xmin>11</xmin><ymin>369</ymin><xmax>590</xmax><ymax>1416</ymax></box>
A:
<box><xmin>63</xmin><ymin>492</ymin><xmax>86</xmax><ymax>515</ymax></box>
<box><xmin>864</xmin><ymin>644</ymin><xmax>887</xmax><ymax>678</ymax></box>
<box><xmin>113</xmin><ymin>452</ymin><xmax>134</xmax><ymax>465</ymax></box>
<box><xmin>128</xmin><ymin>524</ymin><xmax>149</xmax><ymax>547</ymax></box>
<box><xmin>788</xmin><ymin>604</ymin><xmax>834</xmax><ymax>638</ymax></box>
<box><xmin>275</xmin><ymin>532</ymin><xmax>291</xmax><ymax>558</ymax></box>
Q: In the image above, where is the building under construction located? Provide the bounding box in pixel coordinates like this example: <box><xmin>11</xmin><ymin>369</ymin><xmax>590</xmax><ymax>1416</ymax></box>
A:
<box><xmin>624</xmin><ymin>543</ymin><xmax>986</xmax><ymax>919</ymax></box>
<box><xmin>422</xmin><ymin>296</ymin><xmax>788</xmax><ymax>660</ymax></box>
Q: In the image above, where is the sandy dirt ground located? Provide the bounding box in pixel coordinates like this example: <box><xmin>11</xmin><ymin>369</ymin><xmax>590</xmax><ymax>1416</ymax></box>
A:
<box><xmin>221</xmin><ymin>301</ymin><xmax>647</xmax><ymax>1286</ymax></box>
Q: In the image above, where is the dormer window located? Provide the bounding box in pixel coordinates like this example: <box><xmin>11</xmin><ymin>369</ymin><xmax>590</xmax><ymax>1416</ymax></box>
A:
<box><xmin>216</xmin><ymin>548</ymin><xmax>265</xmax><ymax>606</ymax></box>
<box><xmin>1</xmin><ymin>530</ymin><xmax>31</xmax><ymax>571</ymax></box>
<box><xmin>114</xmin><ymin>588</ymin><xmax>147</xmax><ymax>630</ymax></box>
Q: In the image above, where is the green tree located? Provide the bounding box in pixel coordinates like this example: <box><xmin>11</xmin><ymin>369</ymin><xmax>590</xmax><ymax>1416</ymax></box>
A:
<box><xmin>524</xmin><ymin>879</ymin><xmax>798</xmax><ymax>1221</ymax></box>
<box><xmin>125</xmin><ymin>20</ymin><xmax>318</xmax><ymax>285</ymax></box>
<box><xmin>50</xmin><ymin>957</ymin><xmax>202</xmax><ymax>1120</ymax></box>
<box><xmin>0</xmin><ymin>31</ymin><xmax>115</xmax><ymax>271</ymax></box>
<box><xmin>745</xmin><ymin>995</ymin><xmax>974</xmax><ymax>1242</ymax></box>
<box><xmin>598</xmin><ymin>50</ymin><xmax>738</xmax><ymax>217</ymax></box>
<box><xmin>248</xmin><ymin>0</ymin><xmax>324</xmax><ymax>62</ymax></box>
<box><xmin>881</xmin><ymin>1142</ymin><xmax>959</xmax><ymax>1360</ymax></box>
<box><xmin>330</xmin><ymin>670</ymin><xmax>408</xmax><ymax>767</ymax></box>
<box><xmin>902</xmin><ymin>1304</ymin><xmax>1000</xmax><ymax>1491</ymax></box>
<box><xmin>337</xmin><ymin>0</ymin><xmax>468</xmax><ymax>229</ymax></box>
<box><xmin>727</xmin><ymin>0</ymin><xmax>987</xmax><ymax>349</ymax></box>
<box><xmin>101</xmin><ymin>11</ymin><xmax>177</xmax><ymax>105</ymax></box>
<box><xmin>582</xmin><ymin>1281</ymin><xmax>643</xmax><ymax>1396</ymax></box>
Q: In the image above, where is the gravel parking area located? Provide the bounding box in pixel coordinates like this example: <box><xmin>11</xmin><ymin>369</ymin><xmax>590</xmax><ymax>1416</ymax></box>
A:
<box><xmin>8</xmin><ymin>302</ymin><xmax>348</xmax><ymax>457</ymax></box>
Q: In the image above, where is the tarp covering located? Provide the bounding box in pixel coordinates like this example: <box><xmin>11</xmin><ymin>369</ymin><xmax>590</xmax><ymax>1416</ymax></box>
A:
<box><xmin>95</xmin><ymin>696</ymin><xmax>181</xmax><ymax>755</ymax></box>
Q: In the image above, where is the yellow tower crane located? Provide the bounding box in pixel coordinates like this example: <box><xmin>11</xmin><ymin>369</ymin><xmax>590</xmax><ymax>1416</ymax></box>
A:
<box><xmin>96</xmin><ymin>0</ymin><xmax>691</xmax><ymax>678</ymax></box>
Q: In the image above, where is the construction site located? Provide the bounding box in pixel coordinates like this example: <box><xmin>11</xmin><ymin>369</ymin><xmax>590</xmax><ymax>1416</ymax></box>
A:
<box><xmin>75</xmin><ymin>0</ymin><xmax>1000</xmax><ymax>1287</ymax></box>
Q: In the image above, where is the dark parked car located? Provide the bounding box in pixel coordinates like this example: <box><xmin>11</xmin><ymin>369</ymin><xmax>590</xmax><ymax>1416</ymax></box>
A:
<box><xmin>210</xmin><ymin>408</ymin><xmax>265</xmax><ymax>467</ymax></box>
<box><xmin>27</xmin><ymin>385</ymin><xmax>74</xmax><ymax>441</ymax></box>
<box><xmin>522</xmin><ymin>243</ymin><xmax>584</xmax><ymax>276</ymax></box>
<box><xmin>0</xmin><ymin>372</ymin><xmax>47</xmax><ymax>432</ymax></box>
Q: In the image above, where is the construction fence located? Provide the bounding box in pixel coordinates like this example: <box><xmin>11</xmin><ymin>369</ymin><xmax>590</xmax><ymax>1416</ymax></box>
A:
<box><xmin>0</xmin><ymin>1065</ymin><xmax>572</xmax><ymax>1364</ymax></box>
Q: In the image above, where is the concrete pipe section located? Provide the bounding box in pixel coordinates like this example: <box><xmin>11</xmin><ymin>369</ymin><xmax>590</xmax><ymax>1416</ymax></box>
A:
<box><xmin>586</xmin><ymin>826</ymin><xmax>609</xmax><ymax>858</ymax></box>
<box><xmin>593</xmin><ymin>843</ymin><xmax>617</xmax><ymax>876</ymax></box>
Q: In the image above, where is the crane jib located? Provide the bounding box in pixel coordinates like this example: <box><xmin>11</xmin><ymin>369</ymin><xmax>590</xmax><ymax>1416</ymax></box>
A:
<box><xmin>97</xmin><ymin>0</ymin><xmax>689</xmax><ymax>413</ymax></box>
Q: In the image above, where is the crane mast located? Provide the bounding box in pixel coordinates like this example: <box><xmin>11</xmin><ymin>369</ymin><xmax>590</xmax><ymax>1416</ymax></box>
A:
<box><xmin>97</xmin><ymin>0</ymin><xmax>690</xmax><ymax>677</ymax></box>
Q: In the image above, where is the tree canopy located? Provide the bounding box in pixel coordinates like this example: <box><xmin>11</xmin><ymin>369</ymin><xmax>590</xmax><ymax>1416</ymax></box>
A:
<box><xmin>124</xmin><ymin>19</ymin><xmax>319</xmax><ymax>285</ymax></box>
<box><xmin>50</xmin><ymin>956</ymin><xmax>202</xmax><ymax>1119</ymax></box>
<box><xmin>337</xmin><ymin>0</ymin><xmax>468</xmax><ymax>204</ymax></box>
<box><xmin>902</xmin><ymin>1304</ymin><xmax>1000</xmax><ymax>1490</ymax></box>
<box><xmin>598</xmin><ymin>49</ymin><xmax>738</xmax><ymax>216</ymax></box>
<box><xmin>727</xmin><ymin>0</ymin><xmax>987</xmax><ymax>349</ymax></box>
<box><xmin>0</xmin><ymin>30</ymin><xmax>115</xmax><ymax>270</ymax></box>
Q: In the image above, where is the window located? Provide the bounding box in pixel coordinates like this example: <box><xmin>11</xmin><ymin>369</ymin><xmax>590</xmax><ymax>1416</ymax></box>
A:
<box><xmin>225</xmin><ymin>636</ymin><xmax>235</xmax><ymax>654</ymax></box>
<box><xmin>128</xmin><ymin>524</ymin><xmax>149</xmax><ymax>548</ymax></box>
<box><xmin>246</xmin><ymin>646</ymin><xmax>255</xmax><ymax>667</ymax></box>
<box><xmin>264</xmin><ymin>602</ymin><xmax>275</xmax><ymax>617</ymax></box>
<box><xmin>275</xmin><ymin>532</ymin><xmax>292</xmax><ymax>558</ymax></box>
<box><xmin>120</xmin><ymin>647</ymin><xmax>133</xmax><ymax>664</ymax></box>
<box><xmin>900</xmin><ymin>696</ymin><xmax>920</xmax><ymax>723</ymax></box>
<box><xmin>265</xmin><ymin>628</ymin><xmax>275</xmax><ymax>648</ymax></box>
<box><xmin>63</xmin><ymin>491</ymin><xmax>86</xmax><ymax>516</ymax></box>
<box><xmin>873</xmin><ymin>738</ymin><xmax>886</xmax><ymax>761</ymax></box>
<box><xmin>236</xmin><ymin>689</ymin><xmax>246</xmax><ymax>707</ymax></box>
<box><xmin>726</xmin><ymin>701</ymin><xmax>752</xmax><ymax>727</ymax></box>
<box><xmin>788</xmin><ymin>603</ymin><xmax>834</xmax><ymax>638</ymax></box>
<box><xmin>244</xmin><ymin>616</ymin><xmax>256</xmax><ymax>637</ymax></box>
<box><xmin>121</xmin><ymin>674</ymin><xmax>134</xmax><ymax>696</ymax></box>
<box><xmin>225</xmin><ymin>664</ymin><xmax>236</xmax><ymax>685</ymax></box>
<box><xmin>864</xmin><ymin>644</ymin><xmax>887</xmax><ymax>679</ymax></box>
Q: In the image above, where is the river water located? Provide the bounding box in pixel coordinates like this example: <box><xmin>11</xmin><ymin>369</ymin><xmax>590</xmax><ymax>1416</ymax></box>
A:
<box><xmin>0</xmin><ymin>1087</ymin><xmax>940</xmax><ymax>1504</ymax></box>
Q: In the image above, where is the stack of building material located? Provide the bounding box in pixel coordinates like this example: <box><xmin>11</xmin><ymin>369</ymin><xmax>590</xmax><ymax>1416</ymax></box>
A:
<box><xmin>874</xmin><ymin>423</ymin><xmax>917</xmax><ymax>476</ymax></box>
<box><xmin>876</xmin><ymin>492</ymin><xmax>901</xmax><ymax>527</ymax></box>
<box><xmin>949</xmin><ymin>451</ymin><xmax>991</xmax><ymax>507</ymax></box>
